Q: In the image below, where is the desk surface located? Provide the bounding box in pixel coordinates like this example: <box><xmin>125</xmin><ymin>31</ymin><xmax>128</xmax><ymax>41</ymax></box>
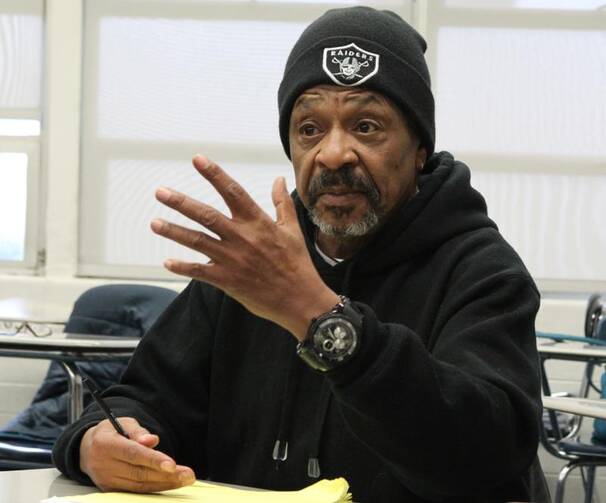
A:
<box><xmin>0</xmin><ymin>468</ymin><xmax>270</xmax><ymax>502</ymax></box>
<box><xmin>542</xmin><ymin>396</ymin><xmax>606</xmax><ymax>420</ymax></box>
<box><xmin>0</xmin><ymin>468</ymin><xmax>98</xmax><ymax>503</ymax></box>
<box><xmin>0</xmin><ymin>297</ymin><xmax>70</xmax><ymax>325</ymax></box>
<box><xmin>537</xmin><ymin>340</ymin><xmax>606</xmax><ymax>361</ymax></box>
<box><xmin>0</xmin><ymin>333</ymin><xmax>139</xmax><ymax>361</ymax></box>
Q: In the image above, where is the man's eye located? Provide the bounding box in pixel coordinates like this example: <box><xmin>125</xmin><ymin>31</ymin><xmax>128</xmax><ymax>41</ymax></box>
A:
<box><xmin>300</xmin><ymin>124</ymin><xmax>318</xmax><ymax>136</ymax></box>
<box><xmin>356</xmin><ymin>121</ymin><xmax>377</xmax><ymax>134</ymax></box>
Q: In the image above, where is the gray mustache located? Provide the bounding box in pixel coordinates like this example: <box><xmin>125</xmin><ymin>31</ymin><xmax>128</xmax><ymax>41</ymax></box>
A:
<box><xmin>308</xmin><ymin>167</ymin><xmax>380</xmax><ymax>207</ymax></box>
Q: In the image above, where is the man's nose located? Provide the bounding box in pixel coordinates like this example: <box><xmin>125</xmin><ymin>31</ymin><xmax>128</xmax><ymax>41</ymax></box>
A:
<box><xmin>316</xmin><ymin>128</ymin><xmax>358</xmax><ymax>170</ymax></box>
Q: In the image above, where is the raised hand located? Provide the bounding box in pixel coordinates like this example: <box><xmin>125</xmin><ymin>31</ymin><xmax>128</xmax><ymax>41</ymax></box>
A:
<box><xmin>150</xmin><ymin>155</ymin><xmax>339</xmax><ymax>340</ymax></box>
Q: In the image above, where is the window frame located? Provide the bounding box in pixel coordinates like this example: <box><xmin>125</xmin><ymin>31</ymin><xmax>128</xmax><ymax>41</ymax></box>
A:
<box><xmin>0</xmin><ymin>0</ymin><xmax>45</xmax><ymax>272</ymax></box>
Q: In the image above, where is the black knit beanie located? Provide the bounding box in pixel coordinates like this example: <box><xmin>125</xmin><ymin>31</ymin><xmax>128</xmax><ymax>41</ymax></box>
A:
<box><xmin>278</xmin><ymin>6</ymin><xmax>435</xmax><ymax>159</ymax></box>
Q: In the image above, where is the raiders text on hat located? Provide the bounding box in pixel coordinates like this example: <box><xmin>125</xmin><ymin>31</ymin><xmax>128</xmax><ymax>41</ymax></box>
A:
<box><xmin>322</xmin><ymin>43</ymin><xmax>380</xmax><ymax>87</ymax></box>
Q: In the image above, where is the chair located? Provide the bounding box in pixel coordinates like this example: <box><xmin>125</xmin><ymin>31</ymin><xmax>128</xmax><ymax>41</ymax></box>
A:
<box><xmin>538</xmin><ymin>293</ymin><xmax>606</xmax><ymax>503</ymax></box>
<box><xmin>0</xmin><ymin>284</ymin><xmax>178</xmax><ymax>470</ymax></box>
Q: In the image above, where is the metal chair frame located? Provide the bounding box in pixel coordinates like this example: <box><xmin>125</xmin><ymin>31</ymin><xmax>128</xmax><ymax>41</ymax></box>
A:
<box><xmin>538</xmin><ymin>293</ymin><xmax>606</xmax><ymax>503</ymax></box>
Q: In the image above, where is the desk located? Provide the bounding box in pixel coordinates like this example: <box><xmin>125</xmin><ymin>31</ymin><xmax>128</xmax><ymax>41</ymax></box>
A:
<box><xmin>0</xmin><ymin>297</ymin><xmax>70</xmax><ymax>325</ymax></box>
<box><xmin>543</xmin><ymin>396</ymin><xmax>606</xmax><ymax>420</ymax></box>
<box><xmin>0</xmin><ymin>468</ymin><xmax>98</xmax><ymax>503</ymax></box>
<box><xmin>0</xmin><ymin>468</ymin><xmax>270</xmax><ymax>502</ymax></box>
<box><xmin>537</xmin><ymin>341</ymin><xmax>606</xmax><ymax>363</ymax></box>
<box><xmin>537</xmin><ymin>340</ymin><xmax>606</xmax><ymax>399</ymax></box>
<box><xmin>0</xmin><ymin>333</ymin><xmax>139</xmax><ymax>422</ymax></box>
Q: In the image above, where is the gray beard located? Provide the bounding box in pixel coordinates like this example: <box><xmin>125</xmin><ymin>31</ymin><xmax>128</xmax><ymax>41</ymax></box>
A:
<box><xmin>306</xmin><ymin>165</ymin><xmax>383</xmax><ymax>238</ymax></box>
<box><xmin>309</xmin><ymin>206</ymin><xmax>380</xmax><ymax>238</ymax></box>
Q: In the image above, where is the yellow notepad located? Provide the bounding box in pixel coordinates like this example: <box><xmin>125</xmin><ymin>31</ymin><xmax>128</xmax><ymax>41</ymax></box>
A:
<box><xmin>45</xmin><ymin>478</ymin><xmax>351</xmax><ymax>503</ymax></box>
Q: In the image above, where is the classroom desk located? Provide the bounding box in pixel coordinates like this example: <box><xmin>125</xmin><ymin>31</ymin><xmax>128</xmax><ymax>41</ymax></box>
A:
<box><xmin>536</xmin><ymin>340</ymin><xmax>606</xmax><ymax>399</ymax></box>
<box><xmin>537</xmin><ymin>340</ymin><xmax>606</xmax><ymax>364</ymax></box>
<box><xmin>0</xmin><ymin>333</ymin><xmax>139</xmax><ymax>422</ymax></box>
<box><xmin>542</xmin><ymin>396</ymin><xmax>606</xmax><ymax>420</ymax></box>
<box><xmin>0</xmin><ymin>297</ymin><xmax>70</xmax><ymax>325</ymax></box>
<box><xmin>0</xmin><ymin>468</ymin><xmax>271</xmax><ymax>502</ymax></box>
<box><xmin>0</xmin><ymin>467</ymin><xmax>99</xmax><ymax>503</ymax></box>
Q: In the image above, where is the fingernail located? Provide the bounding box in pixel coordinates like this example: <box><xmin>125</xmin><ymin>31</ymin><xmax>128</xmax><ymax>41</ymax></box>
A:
<box><xmin>160</xmin><ymin>460</ymin><xmax>175</xmax><ymax>473</ymax></box>
<box><xmin>194</xmin><ymin>155</ymin><xmax>211</xmax><ymax>170</ymax></box>
<box><xmin>150</xmin><ymin>219</ymin><xmax>164</xmax><ymax>232</ymax></box>
<box><xmin>156</xmin><ymin>187</ymin><xmax>171</xmax><ymax>203</ymax></box>
<box><xmin>164</xmin><ymin>259</ymin><xmax>174</xmax><ymax>269</ymax></box>
<box><xmin>179</xmin><ymin>471</ymin><xmax>194</xmax><ymax>482</ymax></box>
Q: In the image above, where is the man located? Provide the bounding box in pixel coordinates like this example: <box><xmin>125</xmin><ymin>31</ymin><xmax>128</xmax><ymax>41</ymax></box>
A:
<box><xmin>53</xmin><ymin>6</ymin><xmax>549</xmax><ymax>502</ymax></box>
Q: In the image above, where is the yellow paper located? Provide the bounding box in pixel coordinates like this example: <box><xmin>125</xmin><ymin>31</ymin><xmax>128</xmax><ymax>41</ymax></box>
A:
<box><xmin>48</xmin><ymin>478</ymin><xmax>351</xmax><ymax>503</ymax></box>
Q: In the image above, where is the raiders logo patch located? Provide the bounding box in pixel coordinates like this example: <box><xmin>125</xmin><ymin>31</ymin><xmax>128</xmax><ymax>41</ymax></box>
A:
<box><xmin>322</xmin><ymin>43</ymin><xmax>380</xmax><ymax>87</ymax></box>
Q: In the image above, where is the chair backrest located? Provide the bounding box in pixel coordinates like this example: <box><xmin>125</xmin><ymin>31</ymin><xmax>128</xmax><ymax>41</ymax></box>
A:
<box><xmin>586</xmin><ymin>293</ymin><xmax>606</xmax><ymax>341</ymax></box>
<box><xmin>0</xmin><ymin>284</ymin><xmax>179</xmax><ymax>453</ymax></box>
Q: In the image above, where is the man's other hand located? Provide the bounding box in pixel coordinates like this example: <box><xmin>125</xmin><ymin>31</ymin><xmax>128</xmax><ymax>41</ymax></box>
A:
<box><xmin>79</xmin><ymin>417</ymin><xmax>195</xmax><ymax>493</ymax></box>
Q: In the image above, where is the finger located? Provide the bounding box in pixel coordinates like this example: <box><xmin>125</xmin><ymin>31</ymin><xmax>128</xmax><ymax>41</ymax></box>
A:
<box><xmin>272</xmin><ymin>177</ymin><xmax>297</xmax><ymax>226</ymax></box>
<box><xmin>155</xmin><ymin>187</ymin><xmax>232</xmax><ymax>237</ymax></box>
<box><xmin>125</xmin><ymin>425</ymin><xmax>161</xmax><ymax>450</ymax></box>
<box><xmin>109</xmin><ymin>434</ymin><xmax>178</xmax><ymax>474</ymax></box>
<box><xmin>103</xmin><ymin>462</ymin><xmax>195</xmax><ymax>493</ymax></box>
<box><xmin>112</xmin><ymin>470</ymin><xmax>195</xmax><ymax>493</ymax></box>
<box><xmin>136</xmin><ymin>434</ymin><xmax>160</xmax><ymax>449</ymax></box>
<box><xmin>192</xmin><ymin>155</ymin><xmax>260</xmax><ymax>219</ymax></box>
<box><xmin>163</xmin><ymin>259</ymin><xmax>222</xmax><ymax>286</ymax></box>
<box><xmin>122</xmin><ymin>421</ymin><xmax>154</xmax><ymax>441</ymax></box>
<box><xmin>150</xmin><ymin>218</ymin><xmax>225</xmax><ymax>261</ymax></box>
<box><xmin>109</xmin><ymin>418</ymin><xmax>160</xmax><ymax>451</ymax></box>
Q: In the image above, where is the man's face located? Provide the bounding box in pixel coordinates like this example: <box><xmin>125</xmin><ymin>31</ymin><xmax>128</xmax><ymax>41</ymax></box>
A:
<box><xmin>289</xmin><ymin>85</ymin><xmax>426</xmax><ymax>239</ymax></box>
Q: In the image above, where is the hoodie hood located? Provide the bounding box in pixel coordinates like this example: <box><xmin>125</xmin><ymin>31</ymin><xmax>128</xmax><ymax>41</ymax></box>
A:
<box><xmin>294</xmin><ymin>151</ymin><xmax>497</xmax><ymax>274</ymax></box>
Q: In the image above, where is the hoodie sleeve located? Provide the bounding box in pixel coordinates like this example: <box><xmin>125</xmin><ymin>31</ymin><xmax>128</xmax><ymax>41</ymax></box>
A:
<box><xmin>325</xmin><ymin>266</ymin><xmax>542</xmax><ymax>500</ymax></box>
<box><xmin>52</xmin><ymin>280</ymin><xmax>217</xmax><ymax>482</ymax></box>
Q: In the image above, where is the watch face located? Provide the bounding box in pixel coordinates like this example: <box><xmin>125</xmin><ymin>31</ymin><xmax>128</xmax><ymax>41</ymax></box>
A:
<box><xmin>313</xmin><ymin>316</ymin><xmax>358</xmax><ymax>362</ymax></box>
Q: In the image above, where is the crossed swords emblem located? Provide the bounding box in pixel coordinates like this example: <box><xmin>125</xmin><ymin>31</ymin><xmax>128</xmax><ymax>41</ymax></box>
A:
<box><xmin>332</xmin><ymin>56</ymin><xmax>370</xmax><ymax>80</ymax></box>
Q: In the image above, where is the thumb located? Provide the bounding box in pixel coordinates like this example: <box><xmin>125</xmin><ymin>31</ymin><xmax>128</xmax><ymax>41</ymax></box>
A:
<box><xmin>272</xmin><ymin>177</ymin><xmax>296</xmax><ymax>225</ymax></box>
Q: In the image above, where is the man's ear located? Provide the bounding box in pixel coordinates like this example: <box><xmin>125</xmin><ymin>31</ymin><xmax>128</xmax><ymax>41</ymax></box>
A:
<box><xmin>415</xmin><ymin>146</ymin><xmax>427</xmax><ymax>172</ymax></box>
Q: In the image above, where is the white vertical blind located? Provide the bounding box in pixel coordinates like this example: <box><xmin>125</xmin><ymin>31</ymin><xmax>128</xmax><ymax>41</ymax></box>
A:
<box><xmin>436</xmin><ymin>27</ymin><xmax>606</xmax><ymax>158</ymax></box>
<box><xmin>0</xmin><ymin>9</ymin><xmax>43</xmax><ymax>111</ymax></box>
<box><xmin>96</xmin><ymin>18</ymin><xmax>306</xmax><ymax>144</ymax></box>
<box><xmin>103</xmin><ymin>159</ymin><xmax>295</xmax><ymax>266</ymax></box>
<box><xmin>471</xmin><ymin>171</ymin><xmax>606</xmax><ymax>281</ymax></box>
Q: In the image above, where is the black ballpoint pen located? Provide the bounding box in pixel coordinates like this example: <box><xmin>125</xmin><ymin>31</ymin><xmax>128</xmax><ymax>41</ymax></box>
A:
<box><xmin>82</xmin><ymin>377</ymin><xmax>129</xmax><ymax>438</ymax></box>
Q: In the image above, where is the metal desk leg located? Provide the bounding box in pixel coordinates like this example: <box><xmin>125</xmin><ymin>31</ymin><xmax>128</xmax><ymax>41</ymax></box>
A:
<box><xmin>59</xmin><ymin>361</ymin><xmax>83</xmax><ymax>422</ymax></box>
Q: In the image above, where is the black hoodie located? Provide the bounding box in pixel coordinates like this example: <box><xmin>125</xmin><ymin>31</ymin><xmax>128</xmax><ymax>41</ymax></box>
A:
<box><xmin>53</xmin><ymin>152</ymin><xmax>549</xmax><ymax>502</ymax></box>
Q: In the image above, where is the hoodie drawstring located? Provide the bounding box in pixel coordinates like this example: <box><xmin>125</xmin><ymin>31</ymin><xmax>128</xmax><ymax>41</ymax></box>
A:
<box><xmin>306</xmin><ymin>380</ymin><xmax>332</xmax><ymax>478</ymax></box>
<box><xmin>272</xmin><ymin>349</ymin><xmax>300</xmax><ymax>469</ymax></box>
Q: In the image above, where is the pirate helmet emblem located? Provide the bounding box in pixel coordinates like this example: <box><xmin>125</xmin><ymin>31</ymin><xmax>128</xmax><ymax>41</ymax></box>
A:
<box><xmin>322</xmin><ymin>42</ymin><xmax>380</xmax><ymax>87</ymax></box>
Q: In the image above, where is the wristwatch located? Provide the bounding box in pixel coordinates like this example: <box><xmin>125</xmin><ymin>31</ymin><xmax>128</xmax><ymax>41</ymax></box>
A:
<box><xmin>296</xmin><ymin>296</ymin><xmax>363</xmax><ymax>372</ymax></box>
